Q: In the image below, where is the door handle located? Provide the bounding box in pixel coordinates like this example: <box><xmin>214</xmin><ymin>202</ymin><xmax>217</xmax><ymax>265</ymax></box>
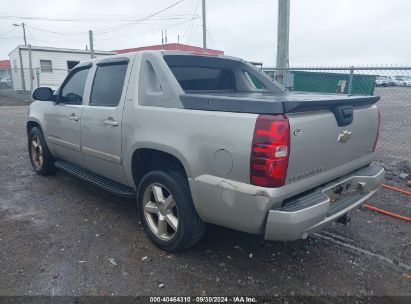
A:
<box><xmin>103</xmin><ymin>119</ymin><xmax>118</xmax><ymax>126</ymax></box>
<box><xmin>68</xmin><ymin>113</ymin><xmax>79</xmax><ymax>121</ymax></box>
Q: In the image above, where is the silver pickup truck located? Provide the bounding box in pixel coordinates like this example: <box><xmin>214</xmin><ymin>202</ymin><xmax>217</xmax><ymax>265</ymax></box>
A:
<box><xmin>27</xmin><ymin>51</ymin><xmax>384</xmax><ymax>251</ymax></box>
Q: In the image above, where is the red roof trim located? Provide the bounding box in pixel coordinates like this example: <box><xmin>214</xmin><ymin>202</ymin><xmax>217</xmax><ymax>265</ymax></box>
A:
<box><xmin>0</xmin><ymin>60</ymin><xmax>11</xmax><ymax>69</ymax></box>
<box><xmin>114</xmin><ymin>43</ymin><xmax>223</xmax><ymax>55</ymax></box>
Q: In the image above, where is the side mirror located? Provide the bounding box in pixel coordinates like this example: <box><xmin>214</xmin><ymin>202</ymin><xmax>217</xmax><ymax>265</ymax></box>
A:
<box><xmin>32</xmin><ymin>87</ymin><xmax>55</xmax><ymax>101</ymax></box>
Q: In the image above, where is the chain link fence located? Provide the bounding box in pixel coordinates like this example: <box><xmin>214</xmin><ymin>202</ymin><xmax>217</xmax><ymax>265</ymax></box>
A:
<box><xmin>0</xmin><ymin>68</ymin><xmax>26</xmax><ymax>106</ymax></box>
<box><xmin>263</xmin><ymin>66</ymin><xmax>411</xmax><ymax>181</ymax></box>
<box><xmin>0</xmin><ymin>67</ymin><xmax>71</xmax><ymax>106</ymax></box>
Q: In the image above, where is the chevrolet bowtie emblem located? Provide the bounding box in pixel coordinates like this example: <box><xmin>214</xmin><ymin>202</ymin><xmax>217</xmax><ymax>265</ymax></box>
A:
<box><xmin>338</xmin><ymin>130</ymin><xmax>352</xmax><ymax>143</ymax></box>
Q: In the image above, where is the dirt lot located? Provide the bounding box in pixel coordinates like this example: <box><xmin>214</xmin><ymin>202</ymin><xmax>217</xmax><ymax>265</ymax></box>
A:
<box><xmin>0</xmin><ymin>88</ymin><xmax>410</xmax><ymax>298</ymax></box>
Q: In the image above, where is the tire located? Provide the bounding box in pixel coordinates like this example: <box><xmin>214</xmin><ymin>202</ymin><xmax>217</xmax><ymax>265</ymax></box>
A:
<box><xmin>28</xmin><ymin>127</ymin><xmax>55</xmax><ymax>175</ymax></box>
<box><xmin>137</xmin><ymin>169</ymin><xmax>206</xmax><ymax>252</ymax></box>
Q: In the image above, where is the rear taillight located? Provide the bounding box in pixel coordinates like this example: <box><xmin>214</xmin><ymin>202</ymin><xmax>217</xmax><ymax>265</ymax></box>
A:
<box><xmin>250</xmin><ymin>115</ymin><xmax>290</xmax><ymax>187</ymax></box>
<box><xmin>372</xmin><ymin>108</ymin><xmax>380</xmax><ymax>152</ymax></box>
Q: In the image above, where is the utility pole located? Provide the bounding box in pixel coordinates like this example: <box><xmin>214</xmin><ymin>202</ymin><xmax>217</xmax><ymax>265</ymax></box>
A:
<box><xmin>89</xmin><ymin>30</ymin><xmax>95</xmax><ymax>59</ymax></box>
<box><xmin>202</xmin><ymin>0</ymin><xmax>207</xmax><ymax>53</ymax></box>
<box><xmin>28</xmin><ymin>44</ymin><xmax>33</xmax><ymax>94</ymax></box>
<box><xmin>275</xmin><ymin>0</ymin><xmax>290</xmax><ymax>84</ymax></box>
<box><xmin>13</xmin><ymin>23</ymin><xmax>27</xmax><ymax>46</ymax></box>
<box><xmin>22</xmin><ymin>23</ymin><xmax>27</xmax><ymax>46</ymax></box>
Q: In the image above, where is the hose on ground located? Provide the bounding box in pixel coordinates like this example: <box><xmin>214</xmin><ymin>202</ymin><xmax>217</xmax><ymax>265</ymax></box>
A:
<box><xmin>363</xmin><ymin>203</ymin><xmax>411</xmax><ymax>222</ymax></box>
<box><xmin>362</xmin><ymin>183</ymin><xmax>410</xmax><ymax>222</ymax></box>
<box><xmin>382</xmin><ymin>184</ymin><xmax>411</xmax><ymax>196</ymax></box>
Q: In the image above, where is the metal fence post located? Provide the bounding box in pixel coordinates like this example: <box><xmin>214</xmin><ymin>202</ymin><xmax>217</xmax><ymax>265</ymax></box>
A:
<box><xmin>36</xmin><ymin>68</ymin><xmax>40</xmax><ymax>88</ymax></box>
<box><xmin>28</xmin><ymin>44</ymin><xmax>34</xmax><ymax>95</ymax></box>
<box><xmin>348</xmin><ymin>66</ymin><xmax>354</xmax><ymax>94</ymax></box>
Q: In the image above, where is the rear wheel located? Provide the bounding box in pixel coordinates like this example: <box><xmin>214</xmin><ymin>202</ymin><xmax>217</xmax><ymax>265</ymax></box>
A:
<box><xmin>137</xmin><ymin>170</ymin><xmax>206</xmax><ymax>252</ymax></box>
<box><xmin>28</xmin><ymin>127</ymin><xmax>55</xmax><ymax>175</ymax></box>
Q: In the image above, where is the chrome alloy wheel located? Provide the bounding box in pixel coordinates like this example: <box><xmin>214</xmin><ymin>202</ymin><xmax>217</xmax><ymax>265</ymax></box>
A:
<box><xmin>30</xmin><ymin>135</ymin><xmax>44</xmax><ymax>170</ymax></box>
<box><xmin>143</xmin><ymin>183</ymin><xmax>179</xmax><ymax>241</ymax></box>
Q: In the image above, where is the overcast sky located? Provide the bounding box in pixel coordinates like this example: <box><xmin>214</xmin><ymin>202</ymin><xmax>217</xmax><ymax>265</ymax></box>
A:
<box><xmin>0</xmin><ymin>0</ymin><xmax>410</xmax><ymax>66</ymax></box>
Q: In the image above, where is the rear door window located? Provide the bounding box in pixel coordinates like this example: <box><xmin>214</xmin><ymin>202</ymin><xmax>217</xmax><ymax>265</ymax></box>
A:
<box><xmin>90</xmin><ymin>62</ymin><xmax>128</xmax><ymax>107</ymax></box>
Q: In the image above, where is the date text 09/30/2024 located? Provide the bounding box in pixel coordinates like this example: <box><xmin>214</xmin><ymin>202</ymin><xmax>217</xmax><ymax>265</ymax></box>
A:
<box><xmin>149</xmin><ymin>296</ymin><xmax>257</xmax><ymax>303</ymax></box>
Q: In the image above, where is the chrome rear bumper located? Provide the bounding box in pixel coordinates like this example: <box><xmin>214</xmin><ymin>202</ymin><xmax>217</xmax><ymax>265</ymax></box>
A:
<box><xmin>264</xmin><ymin>166</ymin><xmax>384</xmax><ymax>241</ymax></box>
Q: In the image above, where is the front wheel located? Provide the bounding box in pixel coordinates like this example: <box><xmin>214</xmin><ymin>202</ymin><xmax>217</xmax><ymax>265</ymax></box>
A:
<box><xmin>137</xmin><ymin>170</ymin><xmax>206</xmax><ymax>252</ymax></box>
<box><xmin>28</xmin><ymin>127</ymin><xmax>55</xmax><ymax>175</ymax></box>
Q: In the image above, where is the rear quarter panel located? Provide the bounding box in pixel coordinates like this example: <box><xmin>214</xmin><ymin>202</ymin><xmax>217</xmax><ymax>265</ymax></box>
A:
<box><xmin>122</xmin><ymin>105</ymin><xmax>258</xmax><ymax>186</ymax></box>
<box><xmin>121</xmin><ymin>53</ymin><xmax>259</xmax><ymax>188</ymax></box>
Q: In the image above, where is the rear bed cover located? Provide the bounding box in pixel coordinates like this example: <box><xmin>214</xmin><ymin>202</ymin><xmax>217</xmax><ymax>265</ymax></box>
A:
<box><xmin>179</xmin><ymin>92</ymin><xmax>380</xmax><ymax>114</ymax></box>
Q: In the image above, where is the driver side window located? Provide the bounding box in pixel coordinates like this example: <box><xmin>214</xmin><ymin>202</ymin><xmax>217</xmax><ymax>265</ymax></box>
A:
<box><xmin>60</xmin><ymin>67</ymin><xmax>90</xmax><ymax>104</ymax></box>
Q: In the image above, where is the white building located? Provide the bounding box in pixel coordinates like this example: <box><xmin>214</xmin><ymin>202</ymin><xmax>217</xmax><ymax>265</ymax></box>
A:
<box><xmin>9</xmin><ymin>45</ymin><xmax>115</xmax><ymax>91</ymax></box>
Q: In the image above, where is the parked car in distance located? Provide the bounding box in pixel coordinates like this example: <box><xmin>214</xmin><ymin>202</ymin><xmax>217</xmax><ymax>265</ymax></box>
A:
<box><xmin>392</xmin><ymin>76</ymin><xmax>411</xmax><ymax>87</ymax></box>
<box><xmin>0</xmin><ymin>75</ymin><xmax>12</xmax><ymax>88</ymax></box>
<box><xmin>375</xmin><ymin>76</ymin><xmax>390</xmax><ymax>87</ymax></box>
<box><xmin>27</xmin><ymin>51</ymin><xmax>384</xmax><ymax>251</ymax></box>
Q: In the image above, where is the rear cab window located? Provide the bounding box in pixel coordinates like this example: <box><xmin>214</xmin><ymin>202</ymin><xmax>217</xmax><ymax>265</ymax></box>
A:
<box><xmin>168</xmin><ymin>66</ymin><xmax>236</xmax><ymax>91</ymax></box>
<box><xmin>163</xmin><ymin>54</ymin><xmax>280</xmax><ymax>94</ymax></box>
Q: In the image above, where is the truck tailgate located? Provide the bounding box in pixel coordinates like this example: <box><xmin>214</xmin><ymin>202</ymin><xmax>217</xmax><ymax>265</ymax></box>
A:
<box><xmin>286</xmin><ymin>105</ymin><xmax>379</xmax><ymax>185</ymax></box>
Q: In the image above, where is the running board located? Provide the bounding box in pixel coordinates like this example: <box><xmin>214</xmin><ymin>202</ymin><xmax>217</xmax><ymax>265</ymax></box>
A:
<box><xmin>54</xmin><ymin>160</ymin><xmax>136</xmax><ymax>198</ymax></box>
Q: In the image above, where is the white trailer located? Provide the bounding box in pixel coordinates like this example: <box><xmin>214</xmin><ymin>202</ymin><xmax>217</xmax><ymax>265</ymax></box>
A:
<box><xmin>9</xmin><ymin>45</ymin><xmax>115</xmax><ymax>91</ymax></box>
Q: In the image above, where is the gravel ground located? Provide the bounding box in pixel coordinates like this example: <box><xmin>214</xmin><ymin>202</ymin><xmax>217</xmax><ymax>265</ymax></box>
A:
<box><xmin>0</xmin><ymin>90</ymin><xmax>410</xmax><ymax>298</ymax></box>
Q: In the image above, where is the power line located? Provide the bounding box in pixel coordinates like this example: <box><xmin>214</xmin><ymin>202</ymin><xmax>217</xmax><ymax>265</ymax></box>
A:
<box><xmin>93</xmin><ymin>0</ymin><xmax>186</xmax><ymax>35</ymax></box>
<box><xmin>3</xmin><ymin>0</ymin><xmax>187</xmax><ymax>38</ymax></box>
<box><xmin>94</xmin><ymin>17</ymin><xmax>198</xmax><ymax>45</ymax></box>
<box><xmin>0</xmin><ymin>27</ymin><xmax>17</xmax><ymax>37</ymax></box>
<box><xmin>0</xmin><ymin>1</ymin><xmax>191</xmax><ymax>50</ymax></box>
<box><xmin>0</xmin><ymin>0</ymin><xmax>187</xmax><ymax>49</ymax></box>
<box><xmin>27</xmin><ymin>24</ymin><xmax>89</xmax><ymax>35</ymax></box>
<box><xmin>186</xmin><ymin>15</ymin><xmax>201</xmax><ymax>44</ymax></box>
<box><xmin>26</xmin><ymin>27</ymin><xmax>39</xmax><ymax>45</ymax></box>
<box><xmin>181</xmin><ymin>0</ymin><xmax>200</xmax><ymax>38</ymax></box>
<box><xmin>26</xmin><ymin>15</ymin><xmax>196</xmax><ymax>37</ymax></box>
<box><xmin>0</xmin><ymin>36</ymin><xmax>21</xmax><ymax>40</ymax></box>
<box><xmin>0</xmin><ymin>13</ymin><xmax>195</xmax><ymax>23</ymax></box>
